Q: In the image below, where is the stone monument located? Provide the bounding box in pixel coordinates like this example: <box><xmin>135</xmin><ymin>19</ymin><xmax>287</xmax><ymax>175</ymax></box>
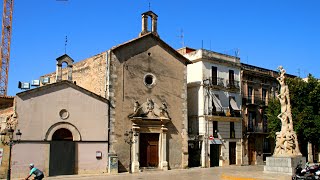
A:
<box><xmin>264</xmin><ymin>66</ymin><xmax>306</xmax><ymax>174</ymax></box>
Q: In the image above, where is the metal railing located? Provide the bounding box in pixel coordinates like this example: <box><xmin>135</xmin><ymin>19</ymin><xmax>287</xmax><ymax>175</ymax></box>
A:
<box><xmin>203</xmin><ymin>77</ymin><xmax>225</xmax><ymax>88</ymax></box>
<box><xmin>243</xmin><ymin>96</ymin><xmax>268</xmax><ymax>106</ymax></box>
<box><xmin>226</xmin><ymin>80</ymin><xmax>240</xmax><ymax>90</ymax></box>
<box><xmin>247</xmin><ymin>124</ymin><xmax>268</xmax><ymax>133</ymax></box>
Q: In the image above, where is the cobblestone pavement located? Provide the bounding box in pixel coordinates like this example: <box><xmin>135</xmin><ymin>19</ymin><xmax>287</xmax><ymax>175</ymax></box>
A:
<box><xmin>9</xmin><ymin>165</ymin><xmax>293</xmax><ymax>180</ymax></box>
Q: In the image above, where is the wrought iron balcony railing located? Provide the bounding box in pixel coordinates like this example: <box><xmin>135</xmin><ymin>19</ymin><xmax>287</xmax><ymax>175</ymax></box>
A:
<box><xmin>204</xmin><ymin>77</ymin><xmax>225</xmax><ymax>88</ymax></box>
<box><xmin>243</xmin><ymin>96</ymin><xmax>267</xmax><ymax>106</ymax></box>
<box><xmin>226</xmin><ymin>80</ymin><xmax>240</xmax><ymax>90</ymax></box>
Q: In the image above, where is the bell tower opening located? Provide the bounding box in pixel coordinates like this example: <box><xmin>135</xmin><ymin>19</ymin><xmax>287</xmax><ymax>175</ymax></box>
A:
<box><xmin>139</xmin><ymin>11</ymin><xmax>159</xmax><ymax>37</ymax></box>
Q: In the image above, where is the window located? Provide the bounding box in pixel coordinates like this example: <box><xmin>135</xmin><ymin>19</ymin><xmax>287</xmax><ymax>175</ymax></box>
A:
<box><xmin>230</xmin><ymin>122</ymin><xmax>235</xmax><ymax>138</ymax></box>
<box><xmin>211</xmin><ymin>66</ymin><xmax>217</xmax><ymax>85</ymax></box>
<box><xmin>263</xmin><ymin>114</ymin><xmax>268</xmax><ymax>133</ymax></box>
<box><xmin>143</xmin><ymin>73</ymin><xmax>156</xmax><ymax>88</ymax></box>
<box><xmin>248</xmin><ymin>111</ymin><xmax>256</xmax><ymax>132</ymax></box>
<box><xmin>213</xmin><ymin>121</ymin><xmax>218</xmax><ymax>138</ymax></box>
<box><xmin>248</xmin><ymin>86</ymin><xmax>253</xmax><ymax>103</ymax></box>
<box><xmin>229</xmin><ymin>70</ymin><xmax>235</xmax><ymax>87</ymax></box>
<box><xmin>262</xmin><ymin>88</ymin><xmax>267</xmax><ymax>101</ymax></box>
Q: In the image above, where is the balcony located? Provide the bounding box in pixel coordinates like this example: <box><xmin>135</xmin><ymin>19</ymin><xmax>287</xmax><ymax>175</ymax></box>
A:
<box><xmin>208</xmin><ymin>107</ymin><xmax>228</xmax><ymax>116</ymax></box>
<box><xmin>246</xmin><ymin>125</ymin><xmax>268</xmax><ymax>134</ymax></box>
<box><xmin>226</xmin><ymin>80</ymin><xmax>240</xmax><ymax>91</ymax></box>
<box><xmin>243</xmin><ymin>96</ymin><xmax>267</xmax><ymax>106</ymax></box>
<box><xmin>203</xmin><ymin>77</ymin><xmax>225</xmax><ymax>88</ymax></box>
<box><xmin>208</xmin><ymin>107</ymin><xmax>241</xmax><ymax>117</ymax></box>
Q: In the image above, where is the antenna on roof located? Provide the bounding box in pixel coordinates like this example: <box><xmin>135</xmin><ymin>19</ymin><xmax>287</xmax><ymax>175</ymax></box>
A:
<box><xmin>64</xmin><ymin>36</ymin><xmax>68</xmax><ymax>54</ymax></box>
<box><xmin>201</xmin><ymin>40</ymin><xmax>203</xmax><ymax>49</ymax></box>
<box><xmin>235</xmin><ymin>48</ymin><xmax>240</xmax><ymax>58</ymax></box>
<box><xmin>148</xmin><ymin>1</ymin><xmax>151</xmax><ymax>11</ymax></box>
<box><xmin>177</xmin><ymin>29</ymin><xmax>184</xmax><ymax>47</ymax></box>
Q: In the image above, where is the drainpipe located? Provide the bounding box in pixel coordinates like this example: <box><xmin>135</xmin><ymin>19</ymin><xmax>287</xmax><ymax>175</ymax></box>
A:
<box><xmin>106</xmin><ymin>50</ymin><xmax>111</xmax><ymax>154</ymax></box>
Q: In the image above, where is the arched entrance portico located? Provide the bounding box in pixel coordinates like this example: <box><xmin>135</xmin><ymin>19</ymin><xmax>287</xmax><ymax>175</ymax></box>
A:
<box><xmin>49</xmin><ymin>128</ymin><xmax>75</xmax><ymax>176</ymax></box>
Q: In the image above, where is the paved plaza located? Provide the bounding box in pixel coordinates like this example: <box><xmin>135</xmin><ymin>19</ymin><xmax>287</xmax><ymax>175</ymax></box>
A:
<box><xmin>8</xmin><ymin>165</ymin><xmax>292</xmax><ymax>180</ymax></box>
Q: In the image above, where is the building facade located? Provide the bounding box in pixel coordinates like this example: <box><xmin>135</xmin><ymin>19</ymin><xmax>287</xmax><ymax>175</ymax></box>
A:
<box><xmin>39</xmin><ymin>11</ymin><xmax>190</xmax><ymax>173</ymax></box>
<box><xmin>1</xmin><ymin>54</ymin><xmax>111</xmax><ymax>178</ymax></box>
<box><xmin>241</xmin><ymin>63</ymin><xmax>279</xmax><ymax>165</ymax></box>
<box><xmin>180</xmin><ymin>48</ymin><xmax>243</xmax><ymax>167</ymax></box>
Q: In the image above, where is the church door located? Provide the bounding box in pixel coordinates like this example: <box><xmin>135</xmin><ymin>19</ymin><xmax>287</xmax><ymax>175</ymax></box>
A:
<box><xmin>140</xmin><ymin>133</ymin><xmax>159</xmax><ymax>167</ymax></box>
<box><xmin>49</xmin><ymin>128</ymin><xmax>75</xmax><ymax>176</ymax></box>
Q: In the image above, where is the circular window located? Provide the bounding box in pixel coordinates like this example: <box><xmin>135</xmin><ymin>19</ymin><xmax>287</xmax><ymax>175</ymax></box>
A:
<box><xmin>59</xmin><ymin>109</ymin><xmax>69</xmax><ymax>120</ymax></box>
<box><xmin>144</xmin><ymin>73</ymin><xmax>156</xmax><ymax>88</ymax></box>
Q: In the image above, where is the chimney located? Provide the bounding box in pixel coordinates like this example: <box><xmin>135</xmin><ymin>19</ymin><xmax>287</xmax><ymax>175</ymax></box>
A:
<box><xmin>139</xmin><ymin>11</ymin><xmax>159</xmax><ymax>37</ymax></box>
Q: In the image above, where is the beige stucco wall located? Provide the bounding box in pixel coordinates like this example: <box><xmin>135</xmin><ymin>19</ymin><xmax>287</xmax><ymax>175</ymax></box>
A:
<box><xmin>76</xmin><ymin>143</ymin><xmax>108</xmax><ymax>174</ymax></box>
<box><xmin>109</xmin><ymin>36</ymin><xmax>188</xmax><ymax>170</ymax></box>
<box><xmin>15</xmin><ymin>84</ymin><xmax>109</xmax><ymax>141</ymax></box>
<box><xmin>11</xmin><ymin>143</ymin><xmax>48</xmax><ymax>178</ymax></box>
<box><xmin>10</xmin><ymin>142</ymin><xmax>108</xmax><ymax>178</ymax></box>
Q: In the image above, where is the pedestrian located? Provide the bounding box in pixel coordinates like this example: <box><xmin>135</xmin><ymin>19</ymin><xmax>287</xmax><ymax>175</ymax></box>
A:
<box><xmin>24</xmin><ymin>163</ymin><xmax>44</xmax><ymax>180</ymax></box>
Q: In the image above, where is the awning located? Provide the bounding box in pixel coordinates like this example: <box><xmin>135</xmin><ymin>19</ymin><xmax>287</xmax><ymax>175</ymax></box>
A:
<box><xmin>230</xmin><ymin>98</ymin><xmax>240</xmax><ymax>111</ymax></box>
<box><xmin>210</xmin><ymin>139</ymin><xmax>223</xmax><ymax>144</ymax></box>
<box><xmin>212</xmin><ymin>95</ymin><xmax>223</xmax><ymax>112</ymax></box>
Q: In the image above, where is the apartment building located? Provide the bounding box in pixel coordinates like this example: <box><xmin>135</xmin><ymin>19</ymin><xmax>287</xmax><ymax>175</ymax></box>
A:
<box><xmin>180</xmin><ymin>47</ymin><xmax>242</xmax><ymax>167</ymax></box>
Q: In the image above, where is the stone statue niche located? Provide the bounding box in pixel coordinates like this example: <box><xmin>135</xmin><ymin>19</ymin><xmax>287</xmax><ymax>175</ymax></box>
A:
<box><xmin>273</xmin><ymin>66</ymin><xmax>301</xmax><ymax>157</ymax></box>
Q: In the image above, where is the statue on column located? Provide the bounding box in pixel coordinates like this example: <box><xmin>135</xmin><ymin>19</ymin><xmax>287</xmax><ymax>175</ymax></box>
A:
<box><xmin>273</xmin><ymin>66</ymin><xmax>301</xmax><ymax>157</ymax></box>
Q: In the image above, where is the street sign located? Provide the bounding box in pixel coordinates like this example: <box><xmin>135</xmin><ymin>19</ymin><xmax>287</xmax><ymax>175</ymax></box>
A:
<box><xmin>209</xmin><ymin>135</ymin><xmax>214</xmax><ymax>140</ymax></box>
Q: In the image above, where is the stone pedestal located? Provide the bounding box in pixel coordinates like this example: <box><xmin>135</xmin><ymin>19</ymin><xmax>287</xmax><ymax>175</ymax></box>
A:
<box><xmin>264</xmin><ymin>156</ymin><xmax>306</xmax><ymax>175</ymax></box>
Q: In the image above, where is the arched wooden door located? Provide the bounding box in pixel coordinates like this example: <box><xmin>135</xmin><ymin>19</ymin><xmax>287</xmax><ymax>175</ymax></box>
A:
<box><xmin>49</xmin><ymin>128</ymin><xmax>75</xmax><ymax>176</ymax></box>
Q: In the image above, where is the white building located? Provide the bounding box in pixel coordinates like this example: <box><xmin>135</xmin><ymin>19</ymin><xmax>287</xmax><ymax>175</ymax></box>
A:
<box><xmin>179</xmin><ymin>47</ymin><xmax>243</xmax><ymax>167</ymax></box>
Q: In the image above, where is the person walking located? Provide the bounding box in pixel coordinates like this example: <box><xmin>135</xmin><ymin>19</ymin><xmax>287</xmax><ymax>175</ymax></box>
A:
<box><xmin>24</xmin><ymin>163</ymin><xmax>44</xmax><ymax>180</ymax></box>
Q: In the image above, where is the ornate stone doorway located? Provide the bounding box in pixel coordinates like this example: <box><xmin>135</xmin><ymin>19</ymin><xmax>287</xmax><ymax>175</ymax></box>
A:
<box><xmin>128</xmin><ymin>98</ymin><xmax>170</xmax><ymax>173</ymax></box>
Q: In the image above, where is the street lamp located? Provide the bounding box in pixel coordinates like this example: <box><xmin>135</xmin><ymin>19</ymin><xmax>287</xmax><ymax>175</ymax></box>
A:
<box><xmin>124</xmin><ymin>129</ymin><xmax>138</xmax><ymax>173</ymax></box>
<box><xmin>1</xmin><ymin>128</ymin><xmax>22</xmax><ymax>180</ymax></box>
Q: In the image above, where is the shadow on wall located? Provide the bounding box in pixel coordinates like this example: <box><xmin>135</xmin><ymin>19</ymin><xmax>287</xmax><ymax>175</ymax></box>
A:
<box><xmin>118</xmin><ymin>160</ymin><xmax>126</xmax><ymax>173</ymax></box>
<box><xmin>166</xmin><ymin>121</ymin><xmax>180</xmax><ymax>170</ymax></box>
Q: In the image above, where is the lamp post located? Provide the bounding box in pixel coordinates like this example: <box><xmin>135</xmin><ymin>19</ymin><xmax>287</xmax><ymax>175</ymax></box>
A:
<box><xmin>1</xmin><ymin>128</ymin><xmax>22</xmax><ymax>180</ymax></box>
<box><xmin>124</xmin><ymin>129</ymin><xmax>138</xmax><ymax>173</ymax></box>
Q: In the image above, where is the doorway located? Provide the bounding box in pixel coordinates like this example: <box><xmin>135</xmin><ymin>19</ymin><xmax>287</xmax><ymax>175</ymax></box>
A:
<box><xmin>210</xmin><ymin>144</ymin><xmax>220</xmax><ymax>167</ymax></box>
<box><xmin>49</xmin><ymin>128</ymin><xmax>75</xmax><ymax>176</ymax></box>
<box><xmin>248</xmin><ymin>138</ymin><xmax>256</xmax><ymax>165</ymax></box>
<box><xmin>229</xmin><ymin>142</ymin><xmax>236</xmax><ymax>165</ymax></box>
<box><xmin>139</xmin><ymin>133</ymin><xmax>159</xmax><ymax>167</ymax></box>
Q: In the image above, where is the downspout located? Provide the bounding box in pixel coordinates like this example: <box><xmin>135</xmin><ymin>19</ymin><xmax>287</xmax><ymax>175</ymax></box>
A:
<box><xmin>106</xmin><ymin>50</ymin><xmax>111</xmax><ymax>154</ymax></box>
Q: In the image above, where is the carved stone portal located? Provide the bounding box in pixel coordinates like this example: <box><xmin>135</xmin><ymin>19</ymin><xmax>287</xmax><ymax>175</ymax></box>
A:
<box><xmin>273</xmin><ymin>66</ymin><xmax>301</xmax><ymax>157</ymax></box>
<box><xmin>128</xmin><ymin>98</ymin><xmax>170</xmax><ymax>173</ymax></box>
<box><xmin>128</xmin><ymin>98</ymin><xmax>170</xmax><ymax>125</ymax></box>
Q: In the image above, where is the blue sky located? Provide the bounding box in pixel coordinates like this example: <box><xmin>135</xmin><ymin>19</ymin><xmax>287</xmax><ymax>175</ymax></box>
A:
<box><xmin>5</xmin><ymin>0</ymin><xmax>320</xmax><ymax>95</ymax></box>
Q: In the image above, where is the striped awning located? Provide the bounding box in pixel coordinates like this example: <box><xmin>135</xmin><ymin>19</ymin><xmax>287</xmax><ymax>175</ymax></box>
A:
<box><xmin>230</xmin><ymin>98</ymin><xmax>240</xmax><ymax>111</ymax></box>
<box><xmin>212</xmin><ymin>94</ymin><xmax>223</xmax><ymax>112</ymax></box>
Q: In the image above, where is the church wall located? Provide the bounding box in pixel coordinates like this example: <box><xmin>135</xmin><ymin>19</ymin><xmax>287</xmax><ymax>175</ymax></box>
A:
<box><xmin>109</xmin><ymin>37</ymin><xmax>188</xmax><ymax>171</ymax></box>
<box><xmin>15</xmin><ymin>84</ymin><xmax>108</xmax><ymax>141</ymax></box>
